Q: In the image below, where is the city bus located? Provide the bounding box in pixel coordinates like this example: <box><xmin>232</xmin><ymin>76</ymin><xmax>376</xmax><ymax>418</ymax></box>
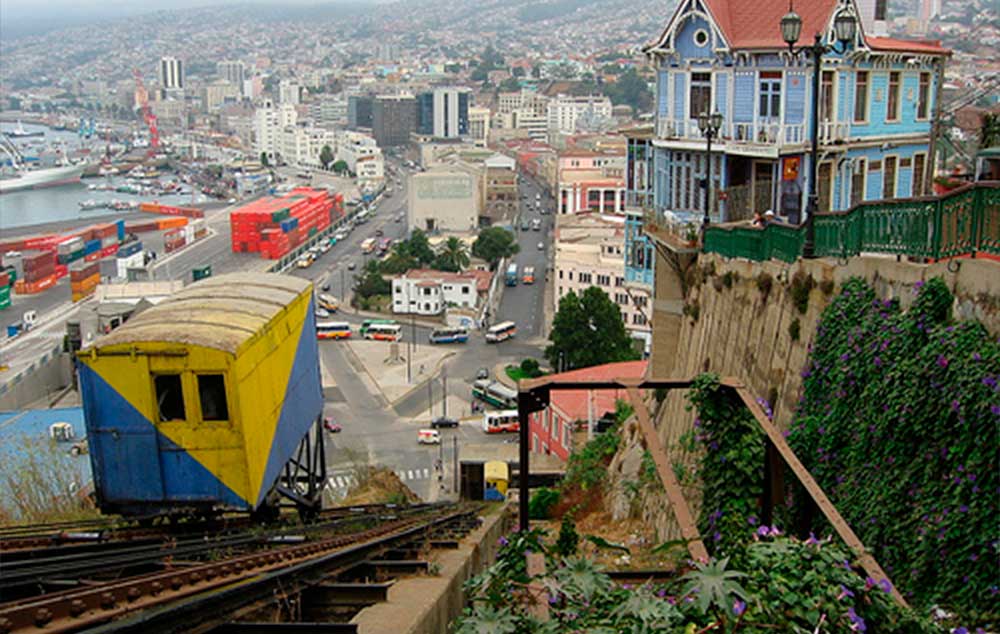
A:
<box><xmin>359</xmin><ymin>319</ymin><xmax>398</xmax><ymax>336</ymax></box>
<box><xmin>485</xmin><ymin>321</ymin><xmax>517</xmax><ymax>343</ymax></box>
<box><xmin>429</xmin><ymin>327</ymin><xmax>469</xmax><ymax>344</ymax></box>
<box><xmin>361</xmin><ymin>238</ymin><xmax>377</xmax><ymax>254</ymax></box>
<box><xmin>471</xmin><ymin>379</ymin><xmax>518</xmax><ymax>409</ymax></box>
<box><xmin>316</xmin><ymin>321</ymin><xmax>352</xmax><ymax>340</ymax></box>
<box><xmin>363</xmin><ymin>323</ymin><xmax>402</xmax><ymax>341</ymax></box>
<box><xmin>482</xmin><ymin>409</ymin><xmax>519</xmax><ymax>434</ymax></box>
<box><xmin>504</xmin><ymin>263</ymin><xmax>518</xmax><ymax>286</ymax></box>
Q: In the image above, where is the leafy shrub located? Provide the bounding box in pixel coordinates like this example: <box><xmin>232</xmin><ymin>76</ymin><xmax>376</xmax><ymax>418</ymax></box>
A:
<box><xmin>528</xmin><ymin>487</ymin><xmax>559</xmax><ymax>520</ymax></box>
<box><xmin>789</xmin><ymin>277</ymin><xmax>998</xmax><ymax>622</ymax></box>
<box><xmin>789</xmin><ymin>270</ymin><xmax>815</xmax><ymax>314</ymax></box>
<box><xmin>519</xmin><ymin>358</ymin><xmax>543</xmax><ymax>378</ymax></box>
<box><xmin>554</xmin><ymin>515</ymin><xmax>579</xmax><ymax>557</ymax></box>
<box><xmin>683</xmin><ymin>374</ymin><xmax>765</xmax><ymax>560</ymax></box>
<box><xmin>755</xmin><ymin>272</ymin><xmax>774</xmax><ymax>302</ymax></box>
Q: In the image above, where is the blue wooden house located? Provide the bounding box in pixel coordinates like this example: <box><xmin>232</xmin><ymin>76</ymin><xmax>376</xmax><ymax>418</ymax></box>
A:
<box><xmin>624</xmin><ymin>0</ymin><xmax>950</xmax><ymax>286</ymax></box>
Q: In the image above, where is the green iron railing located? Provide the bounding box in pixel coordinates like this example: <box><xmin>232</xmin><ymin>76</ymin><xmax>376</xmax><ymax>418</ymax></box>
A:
<box><xmin>702</xmin><ymin>182</ymin><xmax>999</xmax><ymax>262</ymax></box>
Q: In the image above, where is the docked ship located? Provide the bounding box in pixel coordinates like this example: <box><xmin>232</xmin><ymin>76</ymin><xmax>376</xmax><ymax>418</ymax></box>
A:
<box><xmin>6</xmin><ymin>121</ymin><xmax>46</xmax><ymax>138</ymax></box>
<box><xmin>0</xmin><ymin>163</ymin><xmax>86</xmax><ymax>194</ymax></box>
<box><xmin>0</xmin><ymin>132</ymin><xmax>86</xmax><ymax>194</ymax></box>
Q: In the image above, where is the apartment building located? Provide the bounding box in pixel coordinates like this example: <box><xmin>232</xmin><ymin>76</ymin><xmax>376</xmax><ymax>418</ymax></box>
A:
<box><xmin>554</xmin><ymin>213</ymin><xmax>652</xmax><ymax>349</ymax></box>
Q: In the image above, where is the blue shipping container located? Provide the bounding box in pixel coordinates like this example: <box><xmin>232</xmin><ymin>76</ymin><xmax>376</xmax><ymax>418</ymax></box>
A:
<box><xmin>84</xmin><ymin>239</ymin><xmax>102</xmax><ymax>255</ymax></box>
<box><xmin>117</xmin><ymin>241</ymin><xmax>142</xmax><ymax>258</ymax></box>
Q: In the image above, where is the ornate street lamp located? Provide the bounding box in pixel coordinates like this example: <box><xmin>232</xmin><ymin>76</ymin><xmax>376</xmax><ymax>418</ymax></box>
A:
<box><xmin>781</xmin><ymin>4</ymin><xmax>857</xmax><ymax>257</ymax></box>
<box><xmin>697</xmin><ymin>110</ymin><xmax>724</xmax><ymax>231</ymax></box>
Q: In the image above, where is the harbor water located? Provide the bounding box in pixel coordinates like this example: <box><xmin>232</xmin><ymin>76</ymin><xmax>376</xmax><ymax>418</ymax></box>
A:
<box><xmin>0</xmin><ymin>122</ymin><xmax>197</xmax><ymax>231</ymax></box>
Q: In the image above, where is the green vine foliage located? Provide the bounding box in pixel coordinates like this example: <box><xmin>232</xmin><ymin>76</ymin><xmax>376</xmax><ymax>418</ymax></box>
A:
<box><xmin>683</xmin><ymin>374</ymin><xmax>766</xmax><ymax>561</ymax></box>
<box><xmin>789</xmin><ymin>277</ymin><xmax>999</xmax><ymax>621</ymax></box>
<box><xmin>455</xmin><ymin>527</ymin><xmax>937</xmax><ymax>633</ymax></box>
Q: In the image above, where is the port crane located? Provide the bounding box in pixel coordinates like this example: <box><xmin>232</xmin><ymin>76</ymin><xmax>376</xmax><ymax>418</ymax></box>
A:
<box><xmin>133</xmin><ymin>69</ymin><xmax>160</xmax><ymax>158</ymax></box>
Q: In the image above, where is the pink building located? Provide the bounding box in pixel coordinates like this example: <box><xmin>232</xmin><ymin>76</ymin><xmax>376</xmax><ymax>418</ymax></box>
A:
<box><xmin>528</xmin><ymin>361</ymin><xmax>648</xmax><ymax>461</ymax></box>
<box><xmin>557</xmin><ymin>149</ymin><xmax>626</xmax><ymax>215</ymax></box>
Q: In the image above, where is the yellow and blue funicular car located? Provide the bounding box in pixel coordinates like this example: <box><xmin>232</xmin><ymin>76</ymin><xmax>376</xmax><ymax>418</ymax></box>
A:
<box><xmin>77</xmin><ymin>273</ymin><xmax>327</xmax><ymax>519</ymax></box>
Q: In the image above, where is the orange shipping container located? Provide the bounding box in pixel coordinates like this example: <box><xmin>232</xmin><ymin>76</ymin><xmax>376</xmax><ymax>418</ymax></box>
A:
<box><xmin>157</xmin><ymin>217</ymin><xmax>189</xmax><ymax>230</ymax></box>
<box><xmin>14</xmin><ymin>273</ymin><xmax>58</xmax><ymax>295</ymax></box>
<box><xmin>70</xmin><ymin>274</ymin><xmax>100</xmax><ymax>293</ymax></box>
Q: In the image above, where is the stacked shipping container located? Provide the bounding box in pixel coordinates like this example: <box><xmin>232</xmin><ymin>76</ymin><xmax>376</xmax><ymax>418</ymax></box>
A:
<box><xmin>70</xmin><ymin>261</ymin><xmax>101</xmax><ymax>302</ymax></box>
<box><xmin>230</xmin><ymin>188</ymin><xmax>343</xmax><ymax>259</ymax></box>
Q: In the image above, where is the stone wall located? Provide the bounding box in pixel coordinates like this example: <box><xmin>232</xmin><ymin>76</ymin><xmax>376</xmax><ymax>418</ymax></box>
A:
<box><xmin>609</xmin><ymin>252</ymin><xmax>1000</xmax><ymax>542</ymax></box>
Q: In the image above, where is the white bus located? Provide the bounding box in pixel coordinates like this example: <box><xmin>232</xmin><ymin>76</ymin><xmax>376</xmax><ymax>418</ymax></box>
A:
<box><xmin>316</xmin><ymin>321</ymin><xmax>352</xmax><ymax>340</ymax></box>
<box><xmin>364</xmin><ymin>323</ymin><xmax>402</xmax><ymax>341</ymax></box>
<box><xmin>482</xmin><ymin>409</ymin><xmax>519</xmax><ymax>434</ymax></box>
<box><xmin>485</xmin><ymin>321</ymin><xmax>517</xmax><ymax>343</ymax></box>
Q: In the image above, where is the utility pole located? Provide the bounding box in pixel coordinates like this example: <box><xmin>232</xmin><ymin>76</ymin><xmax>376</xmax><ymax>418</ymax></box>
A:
<box><xmin>453</xmin><ymin>435</ymin><xmax>458</xmax><ymax>493</ymax></box>
<box><xmin>428</xmin><ymin>372</ymin><xmax>434</xmax><ymax>421</ymax></box>
<box><xmin>442</xmin><ymin>363</ymin><xmax>448</xmax><ymax>419</ymax></box>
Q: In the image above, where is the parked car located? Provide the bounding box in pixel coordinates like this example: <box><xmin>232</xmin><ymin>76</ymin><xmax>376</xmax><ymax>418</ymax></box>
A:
<box><xmin>431</xmin><ymin>417</ymin><xmax>459</xmax><ymax>429</ymax></box>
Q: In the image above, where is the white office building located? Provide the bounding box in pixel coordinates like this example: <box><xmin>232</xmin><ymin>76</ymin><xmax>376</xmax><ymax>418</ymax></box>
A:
<box><xmin>391</xmin><ymin>269</ymin><xmax>479</xmax><ymax>315</ymax></box>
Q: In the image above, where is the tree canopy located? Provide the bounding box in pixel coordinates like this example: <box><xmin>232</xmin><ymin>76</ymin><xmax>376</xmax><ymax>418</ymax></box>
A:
<box><xmin>471</xmin><ymin>227</ymin><xmax>520</xmax><ymax>266</ymax></box>
<box><xmin>319</xmin><ymin>145</ymin><xmax>334</xmax><ymax>170</ymax></box>
<box><xmin>545</xmin><ymin>287</ymin><xmax>639</xmax><ymax>370</ymax></box>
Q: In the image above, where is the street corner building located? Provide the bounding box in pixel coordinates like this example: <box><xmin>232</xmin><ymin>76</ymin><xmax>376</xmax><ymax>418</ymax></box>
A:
<box><xmin>76</xmin><ymin>273</ymin><xmax>325</xmax><ymax>516</ymax></box>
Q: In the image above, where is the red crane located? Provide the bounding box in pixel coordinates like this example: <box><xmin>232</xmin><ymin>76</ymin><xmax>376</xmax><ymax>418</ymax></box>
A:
<box><xmin>133</xmin><ymin>69</ymin><xmax>160</xmax><ymax>157</ymax></box>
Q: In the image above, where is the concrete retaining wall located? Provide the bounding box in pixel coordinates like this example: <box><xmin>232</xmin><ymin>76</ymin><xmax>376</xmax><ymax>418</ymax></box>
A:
<box><xmin>352</xmin><ymin>504</ymin><xmax>513</xmax><ymax>634</ymax></box>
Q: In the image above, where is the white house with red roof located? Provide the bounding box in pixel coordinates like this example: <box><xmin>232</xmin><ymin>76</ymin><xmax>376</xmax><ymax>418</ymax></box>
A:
<box><xmin>528</xmin><ymin>360</ymin><xmax>647</xmax><ymax>461</ymax></box>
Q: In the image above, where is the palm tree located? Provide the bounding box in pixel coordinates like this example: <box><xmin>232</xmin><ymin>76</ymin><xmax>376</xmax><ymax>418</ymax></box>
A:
<box><xmin>437</xmin><ymin>237</ymin><xmax>470</xmax><ymax>272</ymax></box>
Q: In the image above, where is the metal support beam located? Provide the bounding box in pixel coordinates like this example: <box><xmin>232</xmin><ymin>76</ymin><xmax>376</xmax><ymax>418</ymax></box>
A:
<box><xmin>303</xmin><ymin>582</ymin><xmax>392</xmax><ymax>607</ymax></box>
<box><xmin>732</xmin><ymin>383</ymin><xmax>907</xmax><ymax>608</ymax></box>
<box><xmin>623</xmin><ymin>386</ymin><xmax>708</xmax><ymax>562</ymax></box>
<box><xmin>212</xmin><ymin>624</ymin><xmax>357</xmax><ymax>634</ymax></box>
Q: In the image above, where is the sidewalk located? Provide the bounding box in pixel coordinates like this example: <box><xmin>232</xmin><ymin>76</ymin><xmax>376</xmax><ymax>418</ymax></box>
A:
<box><xmin>344</xmin><ymin>339</ymin><xmax>453</xmax><ymax>405</ymax></box>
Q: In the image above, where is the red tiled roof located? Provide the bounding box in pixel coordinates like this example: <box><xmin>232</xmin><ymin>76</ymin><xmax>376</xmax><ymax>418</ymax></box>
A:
<box><xmin>703</xmin><ymin>0</ymin><xmax>836</xmax><ymax>50</ymax></box>
<box><xmin>546</xmin><ymin>361</ymin><xmax>648</xmax><ymax>422</ymax></box>
<box><xmin>865</xmin><ymin>36</ymin><xmax>950</xmax><ymax>55</ymax></box>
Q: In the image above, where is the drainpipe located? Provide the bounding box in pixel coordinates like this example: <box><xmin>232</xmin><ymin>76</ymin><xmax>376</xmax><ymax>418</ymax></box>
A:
<box><xmin>925</xmin><ymin>55</ymin><xmax>947</xmax><ymax>192</ymax></box>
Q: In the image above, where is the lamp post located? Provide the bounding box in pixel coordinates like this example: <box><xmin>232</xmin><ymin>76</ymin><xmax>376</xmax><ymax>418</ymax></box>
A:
<box><xmin>697</xmin><ymin>111</ymin><xmax>724</xmax><ymax>231</ymax></box>
<box><xmin>781</xmin><ymin>5</ymin><xmax>857</xmax><ymax>258</ymax></box>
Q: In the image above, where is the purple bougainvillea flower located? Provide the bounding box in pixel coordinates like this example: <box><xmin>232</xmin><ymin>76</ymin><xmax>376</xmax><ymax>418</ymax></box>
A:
<box><xmin>733</xmin><ymin>599</ymin><xmax>746</xmax><ymax>617</ymax></box>
<box><xmin>848</xmin><ymin>607</ymin><xmax>867</xmax><ymax>632</ymax></box>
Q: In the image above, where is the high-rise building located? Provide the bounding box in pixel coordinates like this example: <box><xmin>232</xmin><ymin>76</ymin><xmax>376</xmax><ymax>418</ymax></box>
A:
<box><xmin>278</xmin><ymin>80</ymin><xmax>301</xmax><ymax>105</ymax></box>
<box><xmin>372</xmin><ymin>95</ymin><xmax>418</xmax><ymax>148</ymax></box>
<box><xmin>348</xmin><ymin>95</ymin><xmax>374</xmax><ymax>129</ymax></box>
<box><xmin>217</xmin><ymin>60</ymin><xmax>245</xmax><ymax>86</ymax></box>
<box><xmin>159</xmin><ymin>57</ymin><xmax>184</xmax><ymax>90</ymax></box>
<box><xmin>416</xmin><ymin>88</ymin><xmax>470</xmax><ymax>139</ymax></box>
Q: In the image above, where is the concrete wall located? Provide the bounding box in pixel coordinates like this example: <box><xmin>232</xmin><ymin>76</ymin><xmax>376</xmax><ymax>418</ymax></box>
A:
<box><xmin>0</xmin><ymin>350</ymin><xmax>74</xmax><ymax>411</ymax></box>
<box><xmin>610</xmin><ymin>252</ymin><xmax>1000</xmax><ymax>541</ymax></box>
<box><xmin>352</xmin><ymin>505</ymin><xmax>513</xmax><ymax>634</ymax></box>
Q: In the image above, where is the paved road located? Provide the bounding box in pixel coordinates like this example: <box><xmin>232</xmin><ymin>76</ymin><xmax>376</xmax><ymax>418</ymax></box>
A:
<box><xmin>495</xmin><ymin>175</ymin><xmax>554</xmax><ymax>340</ymax></box>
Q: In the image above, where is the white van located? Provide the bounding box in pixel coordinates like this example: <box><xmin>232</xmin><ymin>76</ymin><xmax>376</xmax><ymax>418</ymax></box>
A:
<box><xmin>417</xmin><ymin>429</ymin><xmax>441</xmax><ymax>445</ymax></box>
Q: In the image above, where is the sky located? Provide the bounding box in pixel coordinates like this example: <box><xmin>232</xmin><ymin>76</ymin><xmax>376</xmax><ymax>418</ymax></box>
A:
<box><xmin>0</xmin><ymin>0</ymin><xmax>371</xmax><ymax>39</ymax></box>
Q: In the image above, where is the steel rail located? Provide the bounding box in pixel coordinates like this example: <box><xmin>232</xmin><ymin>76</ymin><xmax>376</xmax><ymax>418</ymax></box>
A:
<box><xmin>0</xmin><ymin>507</ymin><xmax>463</xmax><ymax>634</ymax></box>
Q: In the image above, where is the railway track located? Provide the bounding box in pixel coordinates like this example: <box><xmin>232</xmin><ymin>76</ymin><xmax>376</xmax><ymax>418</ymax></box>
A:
<box><xmin>0</xmin><ymin>503</ymin><xmax>480</xmax><ymax>634</ymax></box>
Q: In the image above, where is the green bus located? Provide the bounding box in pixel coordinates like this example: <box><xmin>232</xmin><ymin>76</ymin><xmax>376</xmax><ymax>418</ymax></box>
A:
<box><xmin>359</xmin><ymin>319</ymin><xmax>399</xmax><ymax>336</ymax></box>
<box><xmin>472</xmin><ymin>379</ymin><xmax>518</xmax><ymax>409</ymax></box>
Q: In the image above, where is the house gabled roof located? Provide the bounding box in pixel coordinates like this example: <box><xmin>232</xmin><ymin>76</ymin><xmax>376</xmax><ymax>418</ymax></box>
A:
<box><xmin>646</xmin><ymin>0</ymin><xmax>950</xmax><ymax>55</ymax></box>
